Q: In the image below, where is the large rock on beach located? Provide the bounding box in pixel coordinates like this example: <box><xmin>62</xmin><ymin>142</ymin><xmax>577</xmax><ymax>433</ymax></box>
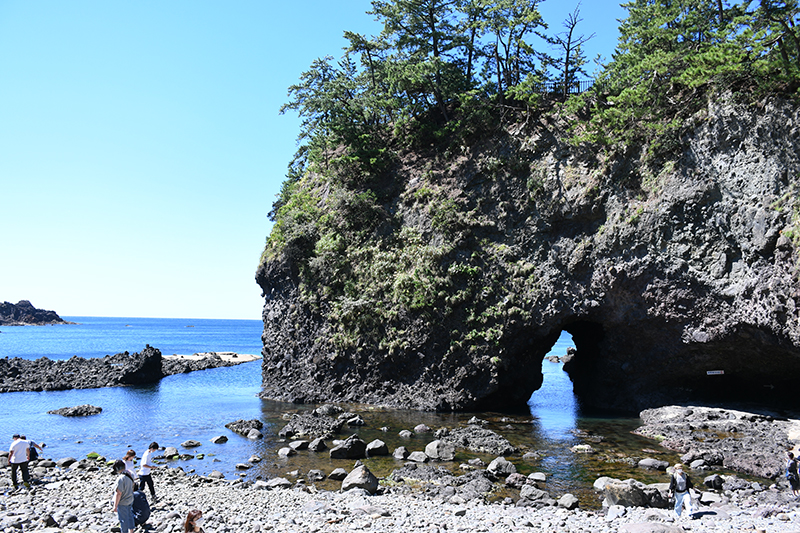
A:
<box><xmin>439</xmin><ymin>426</ymin><xmax>518</xmax><ymax>456</ymax></box>
<box><xmin>279</xmin><ymin>413</ymin><xmax>345</xmax><ymax>440</ymax></box>
<box><xmin>47</xmin><ymin>404</ymin><xmax>103</xmax><ymax>417</ymax></box>
<box><xmin>329</xmin><ymin>435</ymin><xmax>367</xmax><ymax>459</ymax></box>
<box><xmin>635</xmin><ymin>405</ymin><xmax>793</xmax><ymax>479</ymax></box>
<box><xmin>225</xmin><ymin>419</ymin><xmax>263</xmax><ymax>438</ymax></box>
<box><xmin>341</xmin><ymin>464</ymin><xmax>379</xmax><ymax>494</ymax></box>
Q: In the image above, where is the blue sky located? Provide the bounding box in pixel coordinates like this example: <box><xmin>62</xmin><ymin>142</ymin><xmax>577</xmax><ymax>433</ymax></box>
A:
<box><xmin>0</xmin><ymin>1</ymin><xmax>625</xmax><ymax>320</ymax></box>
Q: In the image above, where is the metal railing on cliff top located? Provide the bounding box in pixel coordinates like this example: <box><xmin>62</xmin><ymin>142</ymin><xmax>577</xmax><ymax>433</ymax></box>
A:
<box><xmin>533</xmin><ymin>79</ymin><xmax>596</xmax><ymax>95</ymax></box>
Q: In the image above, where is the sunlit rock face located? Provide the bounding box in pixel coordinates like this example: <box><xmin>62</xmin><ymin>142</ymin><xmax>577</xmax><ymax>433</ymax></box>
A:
<box><xmin>256</xmin><ymin>96</ymin><xmax>800</xmax><ymax>412</ymax></box>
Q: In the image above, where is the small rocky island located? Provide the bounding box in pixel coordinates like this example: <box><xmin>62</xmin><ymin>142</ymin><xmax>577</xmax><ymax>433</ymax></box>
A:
<box><xmin>0</xmin><ymin>300</ymin><xmax>74</xmax><ymax>326</ymax></box>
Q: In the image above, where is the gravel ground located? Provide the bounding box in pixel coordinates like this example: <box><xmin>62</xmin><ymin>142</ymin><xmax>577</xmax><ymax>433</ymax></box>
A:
<box><xmin>2</xmin><ymin>462</ymin><xmax>800</xmax><ymax>533</ymax></box>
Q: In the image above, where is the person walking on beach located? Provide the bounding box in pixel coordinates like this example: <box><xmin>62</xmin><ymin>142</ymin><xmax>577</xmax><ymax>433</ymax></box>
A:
<box><xmin>137</xmin><ymin>442</ymin><xmax>160</xmax><ymax>502</ymax></box>
<box><xmin>668</xmin><ymin>463</ymin><xmax>696</xmax><ymax>519</ymax></box>
<box><xmin>787</xmin><ymin>452</ymin><xmax>800</xmax><ymax>498</ymax></box>
<box><xmin>112</xmin><ymin>460</ymin><xmax>136</xmax><ymax>533</ymax></box>
<box><xmin>8</xmin><ymin>434</ymin><xmax>31</xmax><ymax>490</ymax></box>
<box><xmin>183</xmin><ymin>509</ymin><xmax>205</xmax><ymax>532</ymax></box>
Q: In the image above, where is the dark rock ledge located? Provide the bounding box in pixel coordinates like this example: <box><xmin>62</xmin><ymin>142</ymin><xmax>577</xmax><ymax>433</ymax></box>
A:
<box><xmin>0</xmin><ymin>345</ymin><xmax>250</xmax><ymax>393</ymax></box>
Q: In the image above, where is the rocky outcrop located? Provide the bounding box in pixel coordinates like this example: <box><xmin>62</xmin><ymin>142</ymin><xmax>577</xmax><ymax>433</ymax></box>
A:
<box><xmin>0</xmin><ymin>300</ymin><xmax>74</xmax><ymax>326</ymax></box>
<box><xmin>0</xmin><ymin>346</ymin><xmax>241</xmax><ymax>393</ymax></box>
<box><xmin>634</xmin><ymin>405</ymin><xmax>795</xmax><ymax>479</ymax></box>
<box><xmin>256</xmin><ymin>95</ymin><xmax>800</xmax><ymax>412</ymax></box>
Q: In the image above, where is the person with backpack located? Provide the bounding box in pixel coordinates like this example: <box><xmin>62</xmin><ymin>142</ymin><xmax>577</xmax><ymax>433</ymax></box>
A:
<box><xmin>21</xmin><ymin>436</ymin><xmax>44</xmax><ymax>462</ymax></box>
<box><xmin>667</xmin><ymin>463</ymin><xmax>696</xmax><ymax>519</ymax></box>
<box><xmin>111</xmin><ymin>460</ymin><xmax>135</xmax><ymax>533</ymax></box>
<box><xmin>786</xmin><ymin>452</ymin><xmax>799</xmax><ymax>498</ymax></box>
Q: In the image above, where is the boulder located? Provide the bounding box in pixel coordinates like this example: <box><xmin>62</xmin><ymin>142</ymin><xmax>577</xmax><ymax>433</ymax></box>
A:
<box><xmin>307</xmin><ymin>469</ymin><xmax>326</xmax><ymax>482</ymax></box>
<box><xmin>278</xmin><ymin>447</ymin><xmax>296</xmax><ymax>458</ymax></box>
<box><xmin>210</xmin><ymin>436</ymin><xmax>228</xmax><ymax>444</ymax></box>
<box><xmin>265</xmin><ymin>477</ymin><xmax>292</xmax><ymax>489</ymax></box>
<box><xmin>440</xmin><ymin>426</ymin><xmax>518</xmax><ymax>456</ymax></box>
<box><xmin>704</xmin><ymin>474</ymin><xmax>724</xmax><ymax>490</ymax></box>
<box><xmin>346</xmin><ymin>415</ymin><xmax>365</xmax><ymax>426</ymax></box>
<box><xmin>505</xmin><ymin>473</ymin><xmax>527</xmax><ymax>489</ymax></box>
<box><xmin>289</xmin><ymin>440</ymin><xmax>310</xmax><ymax>451</ymax></box>
<box><xmin>181</xmin><ymin>440</ymin><xmax>201</xmax><ymax>448</ymax></box>
<box><xmin>328</xmin><ymin>468</ymin><xmax>348</xmax><ymax>481</ymax></box>
<box><xmin>47</xmin><ymin>404</ymin><xmax>102</xmax><ymax>417</ymax></box>
<box><xmin>329</xmin><ymin>435</ymin><xmax>367</xmax><ymax>459</ymax></box>
<box><xmin>163</xmin><ymin>447</ymin><xmax>179</xmax><ymax>459</ymax></box>
<box><xmin>424</xmin><ymin>440</ymin><xmax>456</xmax><ymax>461</ymax></box>
<box><xmin>247</xmin><ymin>428</ymin><xmax>263</xmax><ymax>440</ymax></box>
<box><xmin>637</xmin><ymin>458</ymin><xmax>669</xmax><ymax>470</ymax></box>
<box><xmin>487</xmin><ymin>457</ymin><xmax>516</xmax><ymax>477</ymax></box>
<box><xmin>225</xmin><ymin>419</ymin><xmax>263</xmax><ymax>437</ymax></box>
<box><xmin>519</xmin><ymin>485</ymin><xmax>550</xmax><ymax>502</ymax></box>
<box><xmin>313</xmin><ymin>404</ymin><xmax>344</xmax><ymax>416</ymax></box>
<box><xmin>208</xmin><ymin>470</ymin><xmax>225</xmax><ymax>479</ymax></box>
<box><xmin>414</xmin><ymin>424</ymin><xmax>431</xmax><ymax>433</ymax></box>
<box><xmin>393</xmin><ymin>446</ymin><xmax>409</xmax><ymax>460</ymax></box>
<box><xmin>56</xmin><ymin>457</ymin><xmax>77</xmax><ymax>468</ymax></box>
<box><xmin>407</xmin><ymin>451</ymin><xmax>429</xmax><ymax>463</ymax></box>
<box><xmin>366</xmin><ymin>439</ymin><xmax>389</xmax><ymax>456</ymax></box>
<box><xmin>603</xmin><ymin>480</ymin><xmax>648</xmax><ymax>508</ymax></box>
<box><xmin>341</xmin><ymin>464</ymin><xmax>379</xmax><ymax>494</ymax></box>
<box><xmin>279</xmin><ymin>413</ymin><xmax>344</xmax><ymax>440</ymax></box>
<box><xmin>398</xmin><ymin>430</ymin><xmax>414</xmax><ymax>438</ymax></box>
<box><xmin>308</xmin><ymin>438</ymin><xmax>327</xmax><ymax>452</ymax></box>
<box><xmin>558</xmin><ymin>493</ymin><xmax>579</xmax><ymax>510</ymax></box>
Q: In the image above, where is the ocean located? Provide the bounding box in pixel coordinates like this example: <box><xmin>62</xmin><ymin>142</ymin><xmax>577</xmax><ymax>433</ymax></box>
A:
<box><xmin>0</xmin><ymin>317</ymin><xmax>672</xmax><ymax>505</ymax></box>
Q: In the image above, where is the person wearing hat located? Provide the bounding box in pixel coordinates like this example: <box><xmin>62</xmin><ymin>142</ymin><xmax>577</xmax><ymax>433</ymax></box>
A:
<box><xmin>8</xmin><ymin>434</ymin><xmax>31</xmax><ymax>490</ymax></box>
<box><xmin>668</xmin><ymin>463</ymin><xmax>695</xmax><ymax>518</ymax></box>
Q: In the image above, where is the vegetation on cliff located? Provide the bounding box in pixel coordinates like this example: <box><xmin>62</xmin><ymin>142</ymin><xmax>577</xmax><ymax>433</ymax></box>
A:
<box><xmin>258</xmin><ymin>1</ymin><xmax>800</xmax><ymax>409</ymax></box>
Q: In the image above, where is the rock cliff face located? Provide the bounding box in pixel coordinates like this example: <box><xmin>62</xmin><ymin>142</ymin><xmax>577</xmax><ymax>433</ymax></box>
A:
<box><xmin>0</xmin><ymin>300</ymin><xmax>73</xmax><ymax>326</ymax></box>
<box><xmin>256</xmin><ymin>95</ymin><xmax>800</xmax><ymax>412</ymax></box>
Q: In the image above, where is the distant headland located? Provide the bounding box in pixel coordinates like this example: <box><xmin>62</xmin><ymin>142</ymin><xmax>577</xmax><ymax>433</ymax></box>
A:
<box><xmin>0</xmin><ymin>300</ymin><xmax>75</xmax><ymax>326</ymax></box>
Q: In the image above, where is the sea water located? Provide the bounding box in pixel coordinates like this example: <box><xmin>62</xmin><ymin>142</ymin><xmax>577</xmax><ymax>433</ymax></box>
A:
<box><xmin>0</xmin><ymin>318</ymin><xmax>676</xmax><ymax>506</ymax></box>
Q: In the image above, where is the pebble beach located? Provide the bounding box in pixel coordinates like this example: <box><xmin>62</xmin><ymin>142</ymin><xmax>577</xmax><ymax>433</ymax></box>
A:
<box><xmin>3</xmin><ymin>456</ymin><xmax>800</xmax><ymax>533</ymax></box>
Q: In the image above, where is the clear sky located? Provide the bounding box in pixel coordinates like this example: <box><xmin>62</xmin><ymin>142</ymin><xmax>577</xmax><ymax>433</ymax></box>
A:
<box><xmin>0</xmin><ymin>1</ymin><xmax>626</xmax><ymax>320</ymax></box>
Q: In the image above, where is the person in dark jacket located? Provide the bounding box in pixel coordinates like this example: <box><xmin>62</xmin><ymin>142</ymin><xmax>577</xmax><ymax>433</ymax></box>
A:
<box><xmin>667</xmin><ymin>463</ymin><xmax>696</xmax><ymax>518</ymax></box>
<box><xmin>786</xmin><ymin>452</ymin><xmax>800</xmax><ymax>498</ymax></box>
<box><xmin>132</xmin><ymin>491</ymin><xmax>150</xmax><ymax>526</ymax></box>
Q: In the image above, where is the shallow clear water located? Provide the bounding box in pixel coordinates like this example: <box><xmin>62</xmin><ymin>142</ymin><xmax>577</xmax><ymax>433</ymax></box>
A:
<box><xmin>0</xmin><ymin>320</ymin><xmax>682</xmax><ymax>507</ymax></box>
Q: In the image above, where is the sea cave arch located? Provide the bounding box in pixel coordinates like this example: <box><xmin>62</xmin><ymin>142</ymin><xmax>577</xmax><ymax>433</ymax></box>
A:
<box><xmin>477</xmin><ymin>320</ymin><xmax>606</xmax><ymax>413</ymax></box>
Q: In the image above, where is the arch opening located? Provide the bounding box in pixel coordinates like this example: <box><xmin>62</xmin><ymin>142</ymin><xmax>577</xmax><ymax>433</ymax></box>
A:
<box><xmin>527</xmin><ymin>330</ymin><xmax>578</xmax><ymax>439</ymax></box>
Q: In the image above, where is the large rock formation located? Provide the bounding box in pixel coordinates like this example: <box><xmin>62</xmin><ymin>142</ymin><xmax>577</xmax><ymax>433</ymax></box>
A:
<box><xmin>0</xmin><ymin>300</ymin><xmax>73</xmax><ymax>325</ymax></box>
<box><xmin>256</xmin><ymin>95</ymin><xmax>800</xmax><ymax>412</ymax></box>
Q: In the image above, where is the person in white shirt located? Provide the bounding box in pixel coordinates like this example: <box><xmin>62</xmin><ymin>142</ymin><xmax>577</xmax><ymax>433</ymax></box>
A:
<box><xmin>137</xmin><ymin>442</ymin><xmax>160</xmax><ymax>501</ymax></box>
<box><xmin>8</xmin><ymin>434</ymin><xmax>31</xmax><ymax>489</ymax></box>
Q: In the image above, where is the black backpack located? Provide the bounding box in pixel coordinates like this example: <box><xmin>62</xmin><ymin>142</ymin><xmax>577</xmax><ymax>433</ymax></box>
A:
<box><xmin>28</xmin><ymin>443</ymin><xmax>38</xmax><ymax>462</ymax></box>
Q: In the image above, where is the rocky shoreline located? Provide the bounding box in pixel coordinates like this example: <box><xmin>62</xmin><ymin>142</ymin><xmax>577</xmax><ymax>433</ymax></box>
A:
<box><xmin>2</xmin><ymin>405</ymin><xmax>800</xmax><ymax>532</ymax></box>
<box><xmin>2</xmin><ymin>446</ymin><xmax>799</xmax><ymax>532</ymax></box>
<box><xmin>0</xmin><ymin>345</ymin><xmax>260</xmax><ymax>393</ymax></box>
